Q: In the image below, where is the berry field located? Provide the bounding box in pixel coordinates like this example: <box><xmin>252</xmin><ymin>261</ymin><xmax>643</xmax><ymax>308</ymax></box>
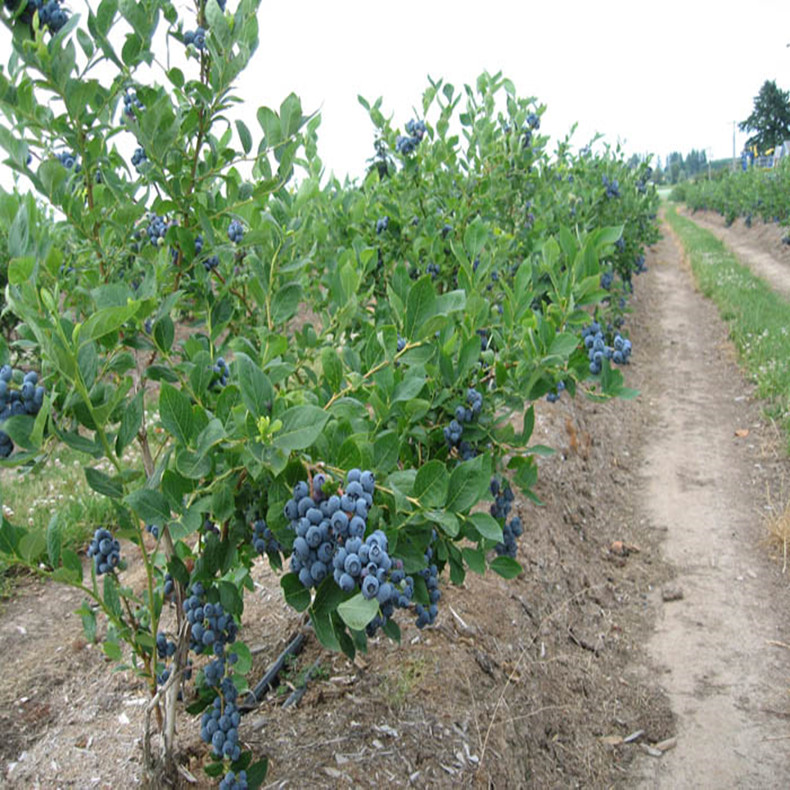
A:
<box><xmin>0</xmin><ymin>1</ymin><xmax>789</xmax><ymax>787</ymax></box>
<box><xmin>2</xmin><ymin>214</ymin><xmax>790</xmax><ymax>787</ymax></box>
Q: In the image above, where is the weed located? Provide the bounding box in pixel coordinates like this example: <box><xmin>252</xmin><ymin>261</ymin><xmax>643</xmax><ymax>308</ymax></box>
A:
<box><xmin>381</xmin><ymin>655</ymin><xmax>428</xmax><ymax>709</ymax></box>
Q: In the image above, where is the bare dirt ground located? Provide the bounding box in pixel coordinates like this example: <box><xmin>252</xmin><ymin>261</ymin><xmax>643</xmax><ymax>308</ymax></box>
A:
<box><xmin>631</xmin><ymin>221</ymin><xmax>790</xmax><ymax>788</ymax></box>
<box><xmin>0</xmin><ymin>212</ymin><xmax>789</xmax><ymax>789</ymax></box>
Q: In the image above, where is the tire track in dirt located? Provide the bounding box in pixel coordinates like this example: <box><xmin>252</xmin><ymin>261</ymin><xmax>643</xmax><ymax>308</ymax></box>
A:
<box><xmin>634</xmin><ymin>221</ymin><xmax>790</xmax><ymax>788</ymax></box>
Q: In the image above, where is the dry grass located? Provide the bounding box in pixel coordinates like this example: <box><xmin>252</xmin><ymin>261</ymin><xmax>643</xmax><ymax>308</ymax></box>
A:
<box><xmin>761</xmin><ymin>483</ymin><xmax>790</xmax><ymax>573</ymax></box>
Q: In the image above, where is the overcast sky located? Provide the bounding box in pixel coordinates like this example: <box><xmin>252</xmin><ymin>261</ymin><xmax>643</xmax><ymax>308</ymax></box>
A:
<box><xmin>1</xmin><ymin>0</ymin><xmax>790</xmax><ymax>186</ymax></box>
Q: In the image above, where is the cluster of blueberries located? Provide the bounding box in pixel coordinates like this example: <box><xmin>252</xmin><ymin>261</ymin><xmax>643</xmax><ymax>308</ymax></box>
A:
<box><xmin>87</xmin><ymin>527</ymin><xmax>121</xmax><ymax>575</ymax></box>
<box><xmin>546</xmin><ymin>379</ymin><xmax>566</xmax><ymax>403</ymax></box>
<box><xmin>4</xmin><ymin>0</ymin><xmax>69</xmax><ymax>33</ymax></box>
<box><xmin>395</xmin><ymin>119</ymin><xmax>427</xmax><ymax>155</ymax></box>
<box><xmin>602</xmin><ymin>175</ymin><xmax>620</xmax><ymax>199</ymax></box>
<box><xmin>490</xmin><ymin>478</ymin><xmax>522</xmax><ymax>557</ymax></box>
<box><xmin>426</xmin><ymin>262</ymin><xmax>440</xmax><ymax>280</ymax></box>
<box><xmin>122</xmin><ymin>89</ymin><xmax>144</xmax><ymax>124</ymax></box>
<box><xmin>582</xmin><ymin>321</ymin><xmax>633</xmax><ymax>374</ymax></box>
<box><xmin>211</xmin><ymin>357</ymin><xmax>230</xmax><ymax>388</ymax></box>
<box><xmin>131</xmin><ymin>147</ymin><xmax>147</xmax><ymax>171</ymax></box>
<box><xmin>414</xmin><ymin>539</ymin><xmax>440</xmax><ymax>628</ymax></box>
<box><xmin>0</xmin><ymin>367</ymin><xmax>45</xmax><ymax>457</ymax></box>
<box><xmin>219</xmin><ymin>769</ymin><xmax>248</xmax><ymax>790</ymax></box>
<box><xmin>634</xmin><ymin>254</ymin><xmax>647</xmax><ymax>274</ymax></box>
<box><xmin>145</xmin><ymin>213</ymin><xmax>173</xmax><ymax>247</ymax></box>
<box><xmin>443</xmin><ymin>387</ymin><xmax>483</xmax><ymax>460</ymax></box>
<box><xmin>376</xmin><ymin>216</ymin><xmax>389</xmax><ymax>234</ymax></box>
<box><xmin>227</xmin><ymin>219</ymin><xmax>244</xmax><ymax>244</ymax></box>
<box><xmin>199</xmin><ymin>671</ymin><xmax>243</xmax><ymax>765</ymax></box>
<box><xmin>286</xmin><ymin>470</ymin><xmax>375</xmax><ymax>590</ymax></box>
<box><xmin>600</xmin><ymin>270</ymin><xmax>614</xmax><ymax>290</ymax></box>
<box><xmin>57</xmin><ymin>150</ymin><xmax>80</xmax><ymax>171</ymax></box>
<box><xmin>285</xmin><ymin>469</ymin><xmax>437</xmax><ymax>634</ymax></box>
<box><xmin>635</xmin><ymin>168</ymin><xmax>652</xmax><ymax>194</ymax></box>
<box><xmin>521</xmin><ymin>111</ymin><xmax>540</xmax><ymax>148</ymax></box>
<box><xmin>183</xmin><ymin>585</ymin><xmax>239</xmax><ymax>656</ymax></box>
<box><xmin>194</xmin><ymin>234</ymin><xmax>220</xmax><ymax>272</ymax></box>
<box><xmin>155</xmin><ymin>633</ymin><xmax>177</xmax><ymax>684</ymax></box>
<box><xmin>252</xmin><ymin>518</ymin><xmax>280</xmax><ymax>555</ymax></box>
<box><xmin>183</xmin><ymin>26</ymin><xmax>207</xmax><ymax>50</ymax></box>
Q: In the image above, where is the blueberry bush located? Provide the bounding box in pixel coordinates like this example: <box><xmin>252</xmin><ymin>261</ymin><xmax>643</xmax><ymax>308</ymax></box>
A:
<box><xmin>675</xmin><ymin>158</ymin><xmax>790</xmax><ymax>233</ymax></box>
<box><xmin>0</xmin><ymin>0</ymin><xmax>658</xmax><ymax>786</ymax></box>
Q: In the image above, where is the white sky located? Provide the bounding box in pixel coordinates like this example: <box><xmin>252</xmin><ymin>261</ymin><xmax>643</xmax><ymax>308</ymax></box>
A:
<box><xmin>2</xmin><ymin>0</ymin><xmax>790</xmax><ymax>185</ymax></box>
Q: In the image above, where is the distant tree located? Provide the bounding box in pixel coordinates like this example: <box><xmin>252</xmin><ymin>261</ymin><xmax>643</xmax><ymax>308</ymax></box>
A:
<box><xmin>666</xmin><ymin>151</ymin><xmax>684</xmax><ymax>183</ymax></box>
<box><xmin>739</xmin><ymin>80</ymin><xmax>790</xmax><ymax>151</ymax></box>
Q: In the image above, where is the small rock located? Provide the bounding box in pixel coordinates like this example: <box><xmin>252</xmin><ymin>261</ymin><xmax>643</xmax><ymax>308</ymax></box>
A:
<box><xmin>662</xmin><ymin>586</ymin><xmax>684</xmax><ymax>602</ymax></box>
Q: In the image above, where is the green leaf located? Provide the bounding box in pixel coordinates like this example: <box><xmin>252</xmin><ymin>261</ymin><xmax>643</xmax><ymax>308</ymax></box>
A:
<box><xmin>19</xmin><ymin>531</ymin><xmax>45</xmax><ymax>563</ymax></box>
<box><xmin>219</xmin><ymin>581</ymin><xmax>243</xmax><ymax>616</ymax></box>
<box><xmin>79</xmin><ymin>604</ymin><xmax>97</xmax><ymax>643</ymax></box>
<box><xmin>274</xmin><ymin>405</ymin><xmax>330</xmax><ymax>452</ymax></box>
<box><xmin>195</xmin><ymin>418</ymin><xmax>225</xmax><ymax>457</ymax></box>
<box><xmin>80</xmin><ymin>302</ymin><xmax>140</xmax><ymax>344</ymax></box>
<box><xmin>102</xmin><ymin>639</ymin><xmax>123</xmax><ymax>661</ymax></box>
<box><xmin>235</xmin><ymin>119</ymin><xmax>252</xmax><ymax>154</ymax></box>
<box><xmin>126</xmin><ymin>489</ymin><xmax>171</xmax><ymax>525</ymax></box>
<box><xmin>337</xmin><ymin>592</ymin><xmax>379</xmax><ymax>631</ymax></box>
<box><xmin>153</xmin><ymin>315</ymin><xmax>174</xmax><ymax>353</ymax></box>
<box><xmin>425</xmin><ymin>509</ymin><xmax>459</xmax><ymax>538</ymax></box>
<box><xmin>464</xmin><ymin>217</ymin><xmax>487</xmax><ymax>259</ymax></box>
<box><xmin>270</xmin><ymin>283</ymin><xmax>301</xmax><ymax>325</ymax></box>
<box><xmin>548</xmin><ymin>332</ymin><xmax>580</xmax><ymax>358</ymax></box>
<box><xmin>246</xmin><ymin>759</ymin><xmax>269</xmax><ymax>789</ymax></box>
<box><xmin>229</xmin><ymin>641</ymin><xmax>252</xmax><ymax>674</ymax></box>
<box><xmin>321</xmin><ymin>347</ymin><xmax>343</xmax><ymax>393</ymax></box>
<box><xmin>446</xmin><ymin>457</ymin><xmax>488</xmax><ymax>514</ymax></box>
<box><xmin>489</xmin><ymin>556</ymin><xmax>522</xmax><ymax>579</ymax></box>
<box><xmin>462</xmin><ymin>546</ymin><xmax>486</xmax><ymax>574</ymax></box>
<box><xmin>468</xmin><ymin>512</ymin><xmax>503</xmax><ymax>542</ymax></box>
<box><xmin>116</xmin><ymin>390</ymin><xmax>143</xmax><ymax>455</ymax></box>
<box><xmin>103</xmin><ymin>573</ymin><xmax>122</xmax><ymax>618</ymax></box>
<box><xmin>413</xmin><ymin>460</ymin><xmax>449</xmax><ymax>508</ymax></box>
<box><xmin>373</xmin><ymin>430</ymin><xmax>399</xmax><ymax>472</ymax></box>
<box><xmin>159</xmin><ymin>383</ymin><xmax>194</xmax><ymax>447</ymax></box>
<box><xmin>8</xmin><ymin>256</ymin><xmax>34</xmax><ymax>285</ymax></box>
<box><xmin>521</xmin><ymin>405</ymin><xmax>535</xmax><ymax>444</ymax></box>
<box><xmin>391</xmin><ymin>374</ymin><xmax>425</xmax><ymax>404</ymax></box>
<box><xmin>404</xmin><ymin>276</ymin><xmax>437</xmax><ymax>339</ymax></box>
<box><xmin>61</xmin><ymin>549</ymin><xmax>83</xmax><ymax>583</ymax></box>
<box><xmin>175</xmin><ymin>448</ymin><xmax>212</xmax><ymax>480</ymax></box>
<box><xmin>84</xmin><ymin>467</ymin><xmax>124</xmax><ymax>499</ymax></box>
<box><xmin>281</xmin><ymin>573</ymin><xmax>311</xmax><ymax>612</ymax></box>
<box><xmin>236</xmin><ymin>353</ymin><xmax>273</xmax><ymax>419</ymax></box>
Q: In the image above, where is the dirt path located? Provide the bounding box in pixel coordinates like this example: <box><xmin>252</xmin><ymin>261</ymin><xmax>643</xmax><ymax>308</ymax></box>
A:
<box><xmin>677</xmin><ymin>207</ymin><xmax>790</xmax><ymax>299</ymax></box>
<box><xmin>634</xmin><ymin>220</ymin><xmax>790</xmax><ymax>788</ymax></box>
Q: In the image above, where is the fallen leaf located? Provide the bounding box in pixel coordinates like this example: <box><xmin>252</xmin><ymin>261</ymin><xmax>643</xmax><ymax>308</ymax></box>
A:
<box><xmin>734</xmin><ymin>429</ymin><xmax>749</xmax><ymax>438</ymax></box>
<box><xmin>610</xmin><ymin>541</ymin><xmax>641</xmax><ymax>556</ymax></box>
